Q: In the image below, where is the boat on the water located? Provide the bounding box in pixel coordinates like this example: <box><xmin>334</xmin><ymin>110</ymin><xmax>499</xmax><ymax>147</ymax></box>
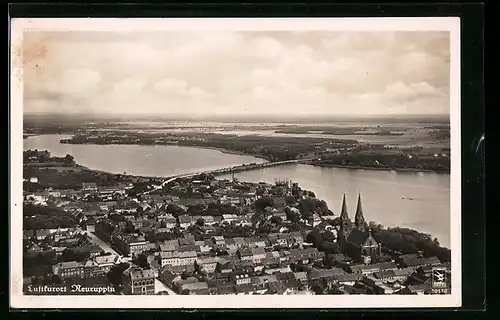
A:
<box><xmin>402</xmin><ymin>196</ymin><xmax>414</xmax><ymax>200</ymax></box>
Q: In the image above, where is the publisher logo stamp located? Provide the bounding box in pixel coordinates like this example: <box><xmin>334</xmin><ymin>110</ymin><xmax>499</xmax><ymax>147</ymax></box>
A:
<box><xmin>432</xmin><ymin>267</ymin><xmax>446</xmax><ymax>288</ymax></box>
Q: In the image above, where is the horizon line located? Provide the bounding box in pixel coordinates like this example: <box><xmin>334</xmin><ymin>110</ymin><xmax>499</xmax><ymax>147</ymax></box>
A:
<box><xmin>23</xmin><ymin>112</ymin><xmax>450</xmax><ymax>118</ymax></box>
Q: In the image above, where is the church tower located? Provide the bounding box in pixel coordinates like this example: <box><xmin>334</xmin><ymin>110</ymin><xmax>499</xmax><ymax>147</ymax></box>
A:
<box><xmin>354</xmin><ymin>192</ymin><xmax>367</xmax><ymax>233</ymax></box>
<box><xmin>338</xmin><ymin>193</ymin><xmax>352</xmax><ymax>244</ymax></box>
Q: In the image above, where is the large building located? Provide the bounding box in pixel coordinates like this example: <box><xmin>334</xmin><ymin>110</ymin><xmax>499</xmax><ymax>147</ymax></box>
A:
<box><xmin>338</xmin><ymin>193</ymin><xmax>382</xmax><ymax>264</ymax></box>
<box><xmin>113</xmin><ymin>234</ymin><xmax>151</xmax><ymax>258</ymax></box>
<box><xmin>83</xmin><ymin>254</ymin><xmax>120</xmax><ymax>278</ymax></box>
<box><xmin>123</xmin><ymin>268</ymin><xmax>155</xmax><ymax>295</ymax></box>
<box><xmin>160</xmin><ymin>250</ymin><xmax>197</xmax><ymax>267</ymax></box>
<box><xmin>52</xmin><ymin>261</ymin><xmax>85</xmax><ymax>279</ymax></box>
<box><xmin>195</xmin><ymin>257</ymin><xmax>220</xmax><ymax>274</ymax></box>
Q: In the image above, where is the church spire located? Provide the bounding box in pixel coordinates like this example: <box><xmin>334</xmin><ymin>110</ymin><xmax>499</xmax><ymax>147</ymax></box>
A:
<box><xmin>338</xmin><ymin>193</ymin><xmax>352</xmax><ymax>246</ymax></box>
<box><xmin>355</xmin><ymin>192</ymin><xmax>366</xmax><ymax>232</ymax></box>
<box><xmin>340</xmin><ymin>193</ymin><xmax>350</xmax><ymax>221</ymax></box>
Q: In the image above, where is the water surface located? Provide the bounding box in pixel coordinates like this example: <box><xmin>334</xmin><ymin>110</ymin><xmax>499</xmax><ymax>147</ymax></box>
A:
<box><xmin>24</xmin><ymin>134</ymin><xmax>451</xmax><ymax>247</ymax></box>
<box><xmin>219</xmin><ymin>165</ymin><xmax>451</xmax><ymax>248</ymax></box>
<box><xmin>24</xmin><ymin>135</ymin><xmax>267</xmax><ymax>177</ymax></box>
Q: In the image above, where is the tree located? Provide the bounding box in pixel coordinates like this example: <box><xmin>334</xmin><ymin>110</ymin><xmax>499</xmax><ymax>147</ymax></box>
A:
<box><xmin>433</xmin><ymin>238</ymin><xmax>440</xmax><ymax>246</ymax></box>
<box><xmin>109</xmin><ymin>213</ymin><xmax>125</xmax><ymax>223</ymax></box>
<box><xmin>124</xmin><ymin>221</ymin><xmax>136</xmax><ymax>234</ymax></box>
<box><xmin>331</xmin><ymin>217</ymin><xmax>342</xmax><ymax>226</ymax></box>
<box><xmin>181</xmin><ymin>270</ymin><xmax>192</xmax><ymax>280</ymax></box>
<box><xmin>59</xmin><ymin>248</ymin><xmax>90</xmax><ymax>262</ymax></box>
<box><xmin>206</xmin><ymin>203</ymin><xmax>237</xmax><ymax>216</ymax></box>
<box><xmin>310</xmin><ymin>283</ymin><xmax>325</xmax><ymax>295</ymax></box>
<box><xmin>251</xmin><ymin>212</ymin><xmax>265</xmax><ymax>226</ymax></box>
<box><xmin>24</xmin><ymin>251</ymin><xmax>57</xmax><ymax>274</ymax></box>
<box><xmin>318</xmin><ymin>200</ymin><xmax>328</xmax><ymax>212</ymax></box>
<box><xmin>107</xmin><ymin>262</ymin><xmax>130</xmax><ymax>287</ymax></box>
<box><xmin>285</xmin><ymin>196</ymin><xmax>296</xmax><ymax>206</ymax></box>
<box><xmin>254</xmin><ymin>197</ymin><xmax>274</xmax><ymax>212</ymax></box>
<box><xmin>23</xmin><ymin>204</ymin><xmax>78</xmax><ymax>230</ymax></box>
<box><xmin>305</xmin><ymin>229</ymin><xmax>323</xmax><ymax>247</ymax></box>
<box><xmin>256</xmin><ymin>225</ymin><xmax>272</xmax><ymax>235</ymax></box>
<box><xmin>368</xmin><ymin>221</ymin><xmax>384</xmax><ymax>231</ymax></box>
<box><xmin>371</xmin><ymin>226</ymin><xmax>451</xmax><ymax>262</ymax></box>
<box><xmin>166</xmin><ymin>204</ymin><xmax>184</xmax><ymax>217</ymax></box>
<box><xmin>133</xmin><ymin>253</ymin><xmax>150</xmax><ymax>269</ymax></box>
<box><xmin>320</xmin><ymin>241</ymin><xmax>340</xmax><ymax>254</ymax></box>
<box><xmin>298</xmin><ymin>198</ymin><xmax>317</xmax><ymax>219</ymax></box>
<box><xmin>269</xmin><ymin>216</ymin><xmax>283</xmax><ymax>225</ymax></box>
<box><xmin>43</xmin><ymin>274</ymin><xmax>62</xmax><ymax>285</ymax></box>
<box><xmin>63</xmin><ymin>154</ymin><xmax>75</xmax><ymax>164</ymax></box>
<box><xmin>187</xmin><ymin>204</ymin><xmax>205</xmax><ymax>216</ymax></box>
<box><xmin>151</xmin><ymin>231</ymin><xmax>177</xmax><ymax>242</ymax></box>
<box><xmin>285</xmin><ymin>207</ymin><xmax>301</xmax><ymax>223</ymax></box>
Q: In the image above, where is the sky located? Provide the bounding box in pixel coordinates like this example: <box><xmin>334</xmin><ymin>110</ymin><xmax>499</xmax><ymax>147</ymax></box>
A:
<box><xmin>22</xmin><ymin>31</ymin><xmax>450</xmax><ymax>117</ymax></box>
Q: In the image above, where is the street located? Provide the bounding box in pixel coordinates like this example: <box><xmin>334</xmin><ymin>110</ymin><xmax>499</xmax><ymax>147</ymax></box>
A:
<box><xmin>155</xmin><ymin>278</ymin><xmax>178</xmax><ymax>295</ymax></box>
<box><xmin>77</xmin><ymin>227</ymin><xmax>121</xmax><ymax>257</ymax></box>
<box><xmin>77</xmin><ymin>227</ymin><xmax>179</xmax><ymax>295</ymax></box>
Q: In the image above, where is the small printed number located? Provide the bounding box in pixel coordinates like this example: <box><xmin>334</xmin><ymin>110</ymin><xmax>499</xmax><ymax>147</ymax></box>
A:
<box><xmin>431</xmin><ymin>288</ymin><xmax>450</xmax><ymax>294</ymax></box>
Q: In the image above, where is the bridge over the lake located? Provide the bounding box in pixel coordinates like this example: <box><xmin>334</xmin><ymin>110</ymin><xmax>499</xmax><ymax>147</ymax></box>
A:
<box><xmin>197</xmin><ymin>158</ymin><xmax>317</xmax><ymax>177</ymax></box>
<box><xmin>142</xmin><ymin>157</ymin><xmax>318</xmax><ymax>194</ymax></box>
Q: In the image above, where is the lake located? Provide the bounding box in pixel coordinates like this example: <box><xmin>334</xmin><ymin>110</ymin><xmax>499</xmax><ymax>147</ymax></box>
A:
<box><xmin>24</xmin><ymin>134</ymin><xmax>451</xmax><ymax>248</ymax></box>
<box><xmin>23</xmin><ymin>135</ymin><xmax>267</xmax><ymax>177</ymax></box>
<box><xmin>218</xmin><ymin>165</ymin><xmax>450</xmax><ymax>248</ymax></box>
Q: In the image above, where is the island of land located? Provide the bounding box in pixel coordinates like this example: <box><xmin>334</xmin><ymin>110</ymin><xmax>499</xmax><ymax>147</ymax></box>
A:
<box><xmin>24</xmin><ymin>115</ymin><xmax>451</xmax><ymax>174</ymax></box>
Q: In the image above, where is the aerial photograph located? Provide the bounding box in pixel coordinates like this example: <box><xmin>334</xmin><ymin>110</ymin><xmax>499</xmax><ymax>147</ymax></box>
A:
<box><xmin>20</xmin><ymin>29</ymin><xmax>452</xmax><ymax>296</ymax></box>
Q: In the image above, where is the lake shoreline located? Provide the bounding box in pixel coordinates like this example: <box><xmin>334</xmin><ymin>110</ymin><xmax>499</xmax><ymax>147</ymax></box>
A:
<box><xmin>29</xmin><ymin>134</ymin><xmax>448</xmax><ymax>175</ymax></box>
<box><xmin>24</xmin><ymin>136</ymin><xmax>451</xmax><ymax>249</ymax></box>
<box><xmin>310</xmin><ymin>163</ymin><xmax>451</xmax><ymax>174</ymax></box>
<box><xmin>79</xmin><ymin>165</ymin><xmax>163</xmax><ymax>180</ymax></box>
<box><xmin>24</xmin><ymin>134</ymin><xmax>40</xmax><ymax>139</ymax></box>
<box><xmin>58</xmin><ymin>139</ymin><xmax>271</xmax><ymax>162</ymax></box>
<box><xmin>185</xmin><ymin>145</ymin><xmax>270</xmax><ymax>162</ymax></box>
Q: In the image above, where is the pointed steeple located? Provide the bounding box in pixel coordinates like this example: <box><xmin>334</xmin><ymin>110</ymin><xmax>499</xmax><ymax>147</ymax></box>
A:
<box><xmin>340</xmin><ymin>193</ymin><xmax>350</xmax><ymax>221</ymax></box>
<box><xmin>355</xmin><ymin>192</ymin><xmax>366</xmax><ymax>232</ymax></box>
<box><xmin>338</xmin><ymin>193</ymin><xmax>352</xmax><ymax>246</ymax></box>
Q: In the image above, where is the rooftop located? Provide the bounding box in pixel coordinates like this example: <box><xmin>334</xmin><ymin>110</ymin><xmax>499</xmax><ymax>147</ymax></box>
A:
<box><xmin>197</xmin><ymin>257</ymin><xmax>220</xmax><ymax>265</ymax></box>
<box><xmin>130</xmin><ymin>269</ymin><xmax>155</xmax><ymax>280</ymax></box>
<box><xmin>250</xmin><ymin>247</ymin><xmax>266</xmax><ymax>255</ymax></box>
<box><xmin>308</xmin><ymin>268</ymin><xmax>345</xmax><ymax>280</ymax></box>
<box><xmin>178</xmin><ymin>215</ymin><xmax>192</xmax><ymax>223</ymax></box>
<box><xmin>181</xmin><ymin>281</ymin><xmax>209</xmax><ymax>291</ymax></box>
<box><xmin>293</xmin><ymin>272</ymin><xmax>308</xmax><ymax>281</ymax></box>
<box><xmin>56</xmin><ymin>261</ymin><xmax>83</xmax><ymax>269</ymax></box>
<box><xmin>404</xmin><ymin>256</ymin><xmax>441</xmax><ymax>267</ymax></box>
<box><xmin>94</xmin><ymin>254</ymin><xmax>118</xmax><ymax>265</ymax></box>
<box><xmin>349</xmin><ymin>262</ymin><xmax>398</xmax><ymax>272</ymax></box>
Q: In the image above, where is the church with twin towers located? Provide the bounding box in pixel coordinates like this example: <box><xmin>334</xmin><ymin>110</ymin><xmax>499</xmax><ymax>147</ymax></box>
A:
<box><xmin>337</xmin><ymin>192</ymin><xmax>382</xmax><ymax>265</ymax></box>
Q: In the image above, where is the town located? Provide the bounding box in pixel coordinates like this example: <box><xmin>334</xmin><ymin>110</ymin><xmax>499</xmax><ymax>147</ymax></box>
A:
<box><xmin>22</xmin><ymin>150</ymin><xmax>451</xmax><ymax>296</ymax></box>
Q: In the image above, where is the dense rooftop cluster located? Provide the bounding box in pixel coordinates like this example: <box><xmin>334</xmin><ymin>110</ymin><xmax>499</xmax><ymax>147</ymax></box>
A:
<box><xmin>23</xmin><ymin>151</ymin><xmax>451</xmax><ymax>295</ymax></box>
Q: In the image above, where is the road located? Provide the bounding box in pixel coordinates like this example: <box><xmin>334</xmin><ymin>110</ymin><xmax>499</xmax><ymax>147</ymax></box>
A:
<box><xmin>77</xmin><ymin>228</ymin><xmax>179</xmax><ymax>295</ymax></box>
<box><xmin>139</xmin><ymin>158</ymin><xmax>318</xmax><ymax>196</ymax></box>
<box><xmin>142</xmin><ymin>176</ymin><xmax>179</xmax><ymax>195</ymax></box>
<box><xmin>78</xmin><ymin>227</ymin><xmax>121</xmax><ymax>257</ymax></box>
